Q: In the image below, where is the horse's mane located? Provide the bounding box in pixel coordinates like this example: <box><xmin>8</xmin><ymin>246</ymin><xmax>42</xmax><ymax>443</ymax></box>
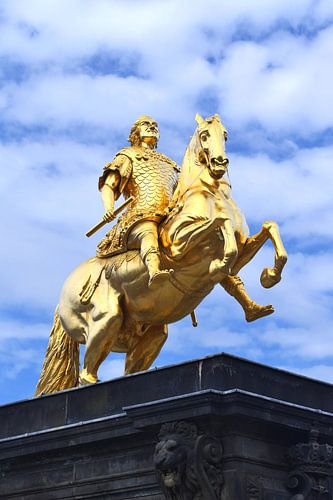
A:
<box><xmin>172</xmin><ymin>126</ymin><xmax>204</xmax><ymax>204</ymax></box>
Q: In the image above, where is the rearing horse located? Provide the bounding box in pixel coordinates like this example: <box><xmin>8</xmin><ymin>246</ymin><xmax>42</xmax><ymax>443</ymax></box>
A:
<box><xmin>35</xmin><ymin>114</ymin><xmax>287</xmax><ymax>396</ymax></box>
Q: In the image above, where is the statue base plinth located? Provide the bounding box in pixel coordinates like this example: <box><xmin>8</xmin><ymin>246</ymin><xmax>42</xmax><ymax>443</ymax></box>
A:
<box><xmin>1</xmin><ymin>352</ymin><xmax>333</xmax><ymax>499</ymax></box>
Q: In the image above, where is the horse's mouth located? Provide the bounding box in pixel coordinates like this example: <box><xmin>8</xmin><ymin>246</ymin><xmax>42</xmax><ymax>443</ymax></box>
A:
<box><xmin>159</xmin><ymin>468</ymin><xmax>180</xmax><ymax>488</ymax></box>
<box><xmin>209</xmin><ymin>163</ymin><xmax>227</xmax><ymax>178</ymax></box>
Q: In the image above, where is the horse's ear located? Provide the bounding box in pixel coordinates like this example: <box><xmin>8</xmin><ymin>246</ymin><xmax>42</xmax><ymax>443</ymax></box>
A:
<box><xmin>214</xmin><ymin>113</ymin><xmax>221</xmax><ymax>121</ymax></box>
<box><xmin>195</xmin><ymin>113</ymin><xmax>205</xmax><ymax>126</ymax></box>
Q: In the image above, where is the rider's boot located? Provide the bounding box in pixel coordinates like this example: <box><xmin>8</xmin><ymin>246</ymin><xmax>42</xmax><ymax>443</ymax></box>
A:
<box><xmin>145</xmin><ymin>249</ymin><xmax>173</xmax><ymax>289</ymax></box>
<box><xmin>221</xmin><ymin>275</ymin><xmax>274</xmax><ymax>322</ymax></box>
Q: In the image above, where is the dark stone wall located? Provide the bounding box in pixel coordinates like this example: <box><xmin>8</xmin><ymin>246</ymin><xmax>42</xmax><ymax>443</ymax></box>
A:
<box><xmin>1</xmin><ymin>352</ymin><xmax>333</xmax><ymax>499</ymax></box>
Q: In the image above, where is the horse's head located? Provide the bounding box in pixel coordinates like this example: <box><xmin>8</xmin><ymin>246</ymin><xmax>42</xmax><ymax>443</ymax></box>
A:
<box><xmin>174</xmin><ymin>113</ymin><xmax>230</xmax><ymax>203</ymax></box>
<box><xmin>195</xmin><ymin>113</ymin><xmax>229</xmax><ymax>178</ymax></box>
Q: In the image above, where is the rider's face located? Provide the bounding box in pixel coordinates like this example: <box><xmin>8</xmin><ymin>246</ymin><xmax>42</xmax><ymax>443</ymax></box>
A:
<box><xmin>138</xmin><ymin>119</ymin><xmax>159</xmax><ymax>146</ymax></box>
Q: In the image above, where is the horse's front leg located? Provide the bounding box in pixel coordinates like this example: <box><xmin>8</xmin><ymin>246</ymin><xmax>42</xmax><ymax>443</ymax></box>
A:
<box><xmin>209</xmin><ymin>219</ymin><xmax>239</xmax><ymax>280</ymax></box>
<box><xmin>232</xmin><ymin>221</ymin><xmax>287</xmax><ymax>288</ymax></box>
<box><xmin>259</xmin><ymin>221</ymin><xmax>288</xmax><ymax>288</ymax></box>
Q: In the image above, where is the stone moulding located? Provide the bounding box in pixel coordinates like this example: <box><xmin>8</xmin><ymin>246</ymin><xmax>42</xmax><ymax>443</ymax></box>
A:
<box><xmin>2</xmin><ymin>353</ymin><xmax>333</xmax><ymax>499</ymax></box>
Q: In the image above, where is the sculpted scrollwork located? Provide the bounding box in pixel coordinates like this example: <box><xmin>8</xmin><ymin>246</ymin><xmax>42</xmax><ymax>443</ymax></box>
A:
<box><xmin>287</xmin><ymin>428</ymin><xmax>333</xmax><ymax>499</ymax></box>
<box><xmin>246</xmin><ymin>475</ymin><xmax>261</xmax><ymax>499</ymax></box>
<box><xmin>153</xmin><ymin>420</ymin><xmax>224</xmax><ymax>500</ymax></box>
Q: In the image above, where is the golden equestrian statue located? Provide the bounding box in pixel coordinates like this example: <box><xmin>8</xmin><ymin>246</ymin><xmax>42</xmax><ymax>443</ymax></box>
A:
<box><xmin>35</xmin><ymin>114</ymin><xmax>287</xmax><ymax>395</ymax></box>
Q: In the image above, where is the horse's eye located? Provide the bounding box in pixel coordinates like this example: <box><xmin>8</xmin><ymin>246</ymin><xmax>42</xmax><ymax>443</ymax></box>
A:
<box><xmin>201</xmin><ymin>135</ymin><xmax>208</xmax><ymax>141</ymax></box>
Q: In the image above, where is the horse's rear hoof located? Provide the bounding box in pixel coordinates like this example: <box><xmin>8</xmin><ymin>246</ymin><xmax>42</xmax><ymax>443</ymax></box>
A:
<box><xmin>79</xmin><ymin>369</ymin><xmax>99</xmax><ymax>386</ymax></box>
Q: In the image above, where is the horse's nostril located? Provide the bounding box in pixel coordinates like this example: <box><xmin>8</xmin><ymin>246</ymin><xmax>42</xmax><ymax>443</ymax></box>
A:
<box><xmin>212</xmin><ymin>157</ymin><xmax>228</xmax><ymax>166</ymax></box>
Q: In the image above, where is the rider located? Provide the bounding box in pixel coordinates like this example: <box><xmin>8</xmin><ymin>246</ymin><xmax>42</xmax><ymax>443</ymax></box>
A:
<box><xmin>97</xmin><ymin>115</ymin><xmax>179</xmax><ymax>288</ymax></box>
<box><xmin>98</xmin><ymin>115</ymin><xmax>273</xmax><ymax>322</ymax></box>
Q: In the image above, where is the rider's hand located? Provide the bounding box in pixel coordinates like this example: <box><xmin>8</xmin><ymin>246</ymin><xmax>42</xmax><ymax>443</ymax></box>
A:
<box><xmin>103</xmin><ymin>210</ymin><xmax>115</xmax><ymax>223</ymax></box>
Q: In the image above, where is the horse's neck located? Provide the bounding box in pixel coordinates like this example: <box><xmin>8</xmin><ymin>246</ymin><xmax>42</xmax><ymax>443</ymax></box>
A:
<box><xmin>176</xmin><ymin>145</ymin><xmax>231</xmax><ymax>201</ymax></box>
<box><xmin>174</xmin><ymin>148</ymin><xmax>203</xmax><ymax>197</ymax></box>
<box><xmin>181</xmin><ymin>166</ymin><xmax>230</xmax><ymax>199</ymax></box>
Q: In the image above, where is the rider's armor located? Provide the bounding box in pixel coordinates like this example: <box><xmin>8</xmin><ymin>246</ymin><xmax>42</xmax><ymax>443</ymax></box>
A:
<box><xmin>97</xmin><ymin>146</ymin><xmax>180</xmax><ymax>258</ymax></box>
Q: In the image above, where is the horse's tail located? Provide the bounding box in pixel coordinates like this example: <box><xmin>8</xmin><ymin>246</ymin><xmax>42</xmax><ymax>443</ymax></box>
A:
<box><xmin>35</xmin><ymin>306</ymin><xmax>79</xmax><ymax>397</ymax></box>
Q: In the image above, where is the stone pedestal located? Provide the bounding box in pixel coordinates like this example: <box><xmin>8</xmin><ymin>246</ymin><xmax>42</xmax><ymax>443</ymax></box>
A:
<box><xmin>1</xmin><ymin>353</ymin><xmax>333</xmax><ymax>499</ymax></box>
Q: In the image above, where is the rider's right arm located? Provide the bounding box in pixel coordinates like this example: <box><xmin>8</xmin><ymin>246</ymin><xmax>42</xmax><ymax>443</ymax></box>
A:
<box><xmin>101</xmin><ymin>172</ymin><xmax>119</xmax><ymax>213</ymax></box>
<box><xmin>98</xmin><ymin>154</ymin><xmax>132</xmax><ymax>200</ymax></box>
<box><xmin>99</xmin><ymin>155</ymin><xmax>132</xmax><ymax>222</ymax></box>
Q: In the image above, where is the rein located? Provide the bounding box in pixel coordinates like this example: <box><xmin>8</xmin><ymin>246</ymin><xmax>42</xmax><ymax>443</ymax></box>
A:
<box><xmin>172</xmin><ymin>137</ymin><xmax>208</xmax><ymax>208</ymax></box>
<box><xmin>179</xmin><ymin>159</ymin><xmax>206</xmax><ymax>197</ymax></box>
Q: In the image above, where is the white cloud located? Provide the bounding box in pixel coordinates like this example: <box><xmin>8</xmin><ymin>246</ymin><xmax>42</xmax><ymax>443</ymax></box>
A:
<box><xmin>0</xmin><ymin>346</ymin><xmax>41</xmax><ymax>379</ymax></box>
<box><xmin>0</xmin><ymin>139</ymin><xmax>110</xmax><ymax>309</ymax></box>
<box><xmin>1</xmin><ymin>0</ymin><xmax>332</xmax><ymax>138</ymax></box>
<box><xmin>98</xmin><ymin>358</ymin><xmax>124</xmax><ymax>381</ymax></box>
<box><xmin>0</xmin><ymin>320</ymin><xmax>48</xmax><ymax>341</ymax></box>
<box><xmin>217</xmin><ymin>26</ymin><xmax>333</xmax><ymax>134</ymax></box>
<box><xmin>229</xmin><ymin>145</ymin><xmax>333</xmax><ymax>240</ymax></box>
<box><xmin>1</xmin><ymin>0</ymin><xmax>333</xmax><ymax>403</ymax></box>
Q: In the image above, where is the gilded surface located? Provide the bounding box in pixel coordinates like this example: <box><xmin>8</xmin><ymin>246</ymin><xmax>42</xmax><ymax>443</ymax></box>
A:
<box><xmin>97</xmin><ymin>146</ymin><xmax>179</xmax><ymax>257</ymax></box>
<box><xmin>124</xmin><ymin>148</ymin><xmax>179</xmax><ymax>211</ymax></box>
<box><xmin>35</xmin><ymin>114</ymin><xmax>287</xmax><ymax>396</ymax></box>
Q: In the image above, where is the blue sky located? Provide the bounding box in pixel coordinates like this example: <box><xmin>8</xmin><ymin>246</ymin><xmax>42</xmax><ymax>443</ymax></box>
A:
<box><xmin>1</xmin><ymin>0</ymin><xmax>333</xmax><ymax>405</ymax></box>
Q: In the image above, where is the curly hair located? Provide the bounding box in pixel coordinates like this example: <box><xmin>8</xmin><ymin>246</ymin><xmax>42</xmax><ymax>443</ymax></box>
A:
<box><xmin>128</xmin><ymin>115</ymin><xmax>158</xmax><ymax>147</ymax></box>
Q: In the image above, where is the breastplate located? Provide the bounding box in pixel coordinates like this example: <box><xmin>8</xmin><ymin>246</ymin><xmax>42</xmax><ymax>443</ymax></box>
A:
<box><xmin>125</xmin><ymin>150</ymin><xmax>178</xmax><ymax>212</ymax></box>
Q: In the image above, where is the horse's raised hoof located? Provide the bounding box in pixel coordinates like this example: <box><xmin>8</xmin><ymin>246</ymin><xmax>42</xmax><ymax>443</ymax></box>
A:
<box><xmin>79</xmin><ymin>368</ymin><xmax>99</xmax><ymax>386</ymax></box>
<box><xmin>245</xmin><ymin>303</ymin><xmax>275</xmax><ymax>322</ymax></box>
<box><xmin>260</xmin><ymin>267</ymin><xmax>281</xmax><ymax>288</ymax></box>
<box><xmin>148</xmin><ymin>269</ymin><xmax>174</xmax><ymax>289</ymax></box>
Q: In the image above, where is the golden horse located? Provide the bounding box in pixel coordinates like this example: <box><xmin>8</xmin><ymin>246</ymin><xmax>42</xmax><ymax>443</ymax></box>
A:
<box><xmin>35</xmin><ymin>114</ymin><xmax>287</xmax><ymax>396</ymax></box>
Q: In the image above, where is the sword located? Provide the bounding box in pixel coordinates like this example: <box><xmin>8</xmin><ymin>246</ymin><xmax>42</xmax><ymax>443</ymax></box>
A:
<box><xmin>85</xmin><ymin>196</ymin><xmax>134</xmax><ymax>237</ymax></box>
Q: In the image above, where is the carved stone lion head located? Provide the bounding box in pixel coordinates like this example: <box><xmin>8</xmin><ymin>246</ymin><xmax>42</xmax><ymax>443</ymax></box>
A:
<box><xmin>154</xmin><ymin>421</ymin><xmax>198</xmax><ymax>496</ymax></box>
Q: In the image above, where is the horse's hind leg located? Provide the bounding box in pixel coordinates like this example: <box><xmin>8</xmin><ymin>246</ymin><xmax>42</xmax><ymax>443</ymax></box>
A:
<box><xmin>80</xmin><ymin>288</ymin><xmax>123</xmax><ymax>384</ymax></box>
<box><xmin>124</xmin><ymin>324</ymin><xmax>168</xmax><ymax>375</ymax></box>
<box><xmin>58</xmin><ymin>301</ymin><xmax>87</xmax><ymax>345</ymax></box>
